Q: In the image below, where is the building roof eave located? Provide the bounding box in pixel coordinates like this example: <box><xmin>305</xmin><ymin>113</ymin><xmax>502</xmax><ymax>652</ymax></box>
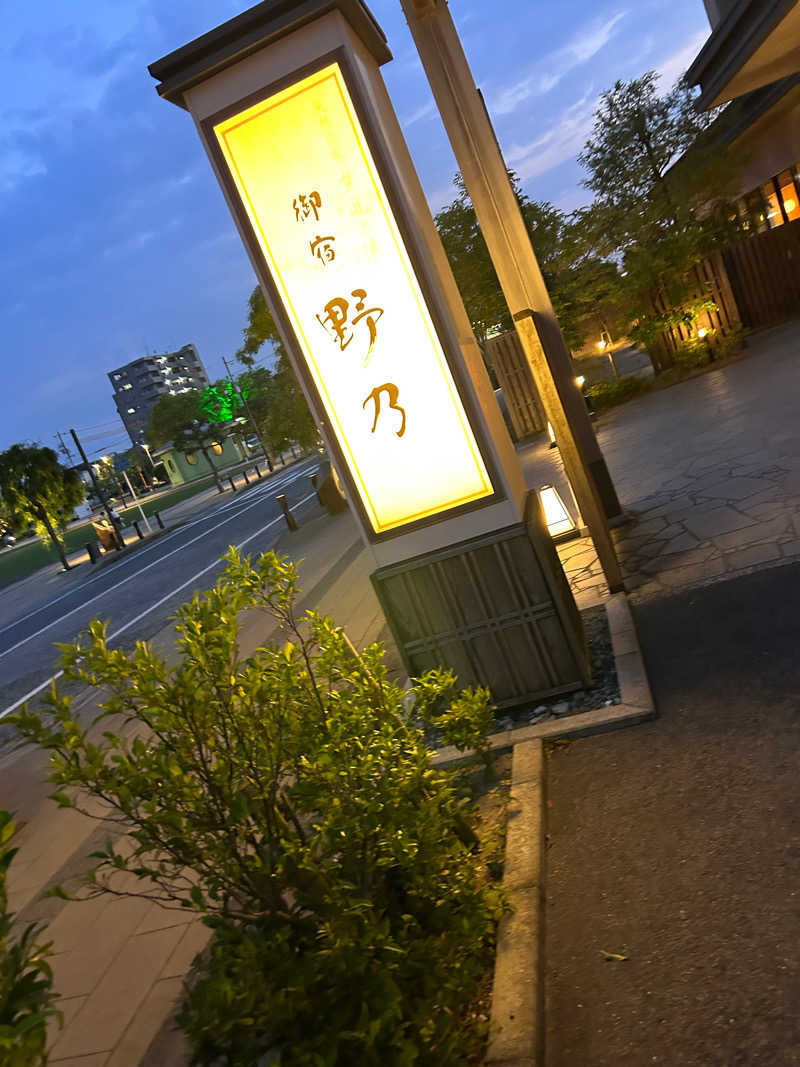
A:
<box><xmin>685</xmin><ymin>0</ymin><xmax>798</xmax><ymax>108</ymax></box>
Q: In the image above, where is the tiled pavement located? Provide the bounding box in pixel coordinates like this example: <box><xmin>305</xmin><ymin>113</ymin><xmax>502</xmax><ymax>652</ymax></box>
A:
<box><xmin>4</xmin><ymin>319</ymin><xmax>799</xmax><ymax>1064</ymax></box>
<box><xmin>523</xmin><ymin>319</ymin><xmax>800</xmax><ymax>604</ymax></box>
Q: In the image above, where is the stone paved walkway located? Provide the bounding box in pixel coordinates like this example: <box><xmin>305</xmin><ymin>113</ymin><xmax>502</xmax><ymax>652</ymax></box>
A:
<box><xmin>522</xmin><ymin>319</ymin><xmax>800</xmax><ymax>602</ymax></box>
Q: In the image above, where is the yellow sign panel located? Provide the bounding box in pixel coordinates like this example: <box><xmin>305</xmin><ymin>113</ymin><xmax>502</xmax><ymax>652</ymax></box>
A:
<box><xmin>213</xmin><ymin>62</ymin><xmax>493</xmax><ymax>534</ymax></box>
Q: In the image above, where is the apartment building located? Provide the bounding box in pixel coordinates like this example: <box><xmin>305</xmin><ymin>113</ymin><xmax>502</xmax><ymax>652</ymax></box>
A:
<box><xmin>109</xmin><ymin>344</ymin><xmax>210</xmax><ymax>446</ymax></box>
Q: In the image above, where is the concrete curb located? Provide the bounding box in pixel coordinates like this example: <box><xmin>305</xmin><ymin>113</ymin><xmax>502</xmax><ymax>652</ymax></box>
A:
<box><xmin>477</xmin><ymin>593</ymin><xmax>656</xmax><ymax>1066</ymax></box>
<box><xmin>485</xmin><ymin>739</ymin><xmax>544</xmax><ymax>1067</ymax></box>
<box><xmin>432</xmin><ymin>591</ymin><xmax>656</xmax><ymax>767</ymax></box>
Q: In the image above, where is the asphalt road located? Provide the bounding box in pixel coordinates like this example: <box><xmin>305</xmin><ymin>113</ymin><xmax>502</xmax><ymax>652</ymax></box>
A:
<box><xmin>0</xmin><ymin>457</ymin><xmax>320</xmax><ymax>718</ymax></box>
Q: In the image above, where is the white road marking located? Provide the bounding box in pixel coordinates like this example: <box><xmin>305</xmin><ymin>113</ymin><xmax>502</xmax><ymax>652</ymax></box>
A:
<box><xmin>0</xmin><ymin>491</ymin><xmax>318</xmax><ymax>721</ymax></box>
<box><xmin>0</xmin><ymin>467</ymin><xmax>315</xmax><ymax>657</ymax></box>
<box><xmin>0</xmin><ymin>460</ymin><xmax>316</xmax><ymax>641</ymax></box>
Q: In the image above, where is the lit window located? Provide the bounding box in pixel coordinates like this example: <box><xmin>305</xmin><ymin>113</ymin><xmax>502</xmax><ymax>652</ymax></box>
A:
<box><xmin>127</xmin><ymin>407</ymin><xmax>136</xmax><ymax>414</ymax></box>
<box><xmin>123</xmin><ymin>383</ymin><xmax>132</xmax><ymax>390</ymax></box>
<box><xmin>211</xmin><ymin>442</ymin><xmax>223</xmax><ymax>455</ymax></box>
<box><xmin>762</xmin><ymin>183</ymin><xmax>784</xmax><ymax>227</ymax></box>
<box><xmin>777</xmin><ymin>170</ymin><xmax>800</xmax><ymax>222</ymax></box>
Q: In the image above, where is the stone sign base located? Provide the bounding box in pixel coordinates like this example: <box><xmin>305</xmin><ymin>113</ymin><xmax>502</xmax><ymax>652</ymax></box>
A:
<box><xmin>371</xmin><ymin>491</ymin><xmax>590</xmax><ymax>709</ymax></box>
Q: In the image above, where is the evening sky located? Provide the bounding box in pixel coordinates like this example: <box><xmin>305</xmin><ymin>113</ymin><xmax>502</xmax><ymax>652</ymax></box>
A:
<box><xmin>0</xmin><ymin>0</ymin><xmax>711</xmax><ymax>456</ymax></box>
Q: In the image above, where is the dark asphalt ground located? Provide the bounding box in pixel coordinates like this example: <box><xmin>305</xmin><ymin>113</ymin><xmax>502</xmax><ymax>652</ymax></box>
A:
<box><xmin>546</xmin><ymin>560</ymin><xmax>800</xmax><ymax>1067</ymax></box>
<box><xmin>0</xmin><ymin>457</ymin><xmax>319</xmax><ymax>717</ymax></box>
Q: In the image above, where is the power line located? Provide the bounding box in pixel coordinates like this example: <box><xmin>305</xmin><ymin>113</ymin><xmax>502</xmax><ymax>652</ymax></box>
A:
<box><xmin>73</xmin><ymin>419</ymin><xmax>127</xmax><ymax>433</ymax></box>
<box><xmin>79</xmin><ymin>432</ymin><xmax>131</xmax><ymax>444</ymax></box>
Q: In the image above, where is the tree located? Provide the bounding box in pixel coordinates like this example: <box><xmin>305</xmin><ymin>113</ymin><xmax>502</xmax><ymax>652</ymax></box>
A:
<box><xmin>577</xmin><ymin>72</ymin><xmax>742</xmax><ymax>362</ymax></box>
<box><xmin>236</xmin><ymin>288</ymin><xmax>319</xmax><ymax>453</ymax></box>
<box><xmin>235</xmin><ymin>286</ymin><xmax>284</xmax><ymax>367</ymax></box>
<box><xmin>88</xmin><ymin>455</ymin><xmax>120</xmax><ymax>506</ymax></box>
<box><xmin>434</xmin><ymin>172</ymin><xmax>598</xmax><ymax>352</ymax></box>
<box><xmin>146</xmin><ymin>391</ymin><xmax>227</xmax><ymax>493</ymax></box>
<box><xmin>552</xmin><ymin>216</ymin><xmax>628</xmax><ymax>350</ymax></box>
<box><xmin>0</xmin><ymin>444</ymin><xmax>84</xmax><ymax>570</ymax></box>
<box><xmin>10</xmin><ymin>549</ymin><xmax>502</xmax><ymax>1065</ymax></box>
<box><xmin>434</xmin><ymin>173</ymin><xmax>511</xmax><ymax>348</ymax></box>
<box><xmin>0</xmin><ymin>497</ymin><xmax>22</xmax><ymax>540</ymax></box>
<box><xmin>123</xmin><ymin>446</ymin><xmax>155</xmax><ymax>491</ymax></box>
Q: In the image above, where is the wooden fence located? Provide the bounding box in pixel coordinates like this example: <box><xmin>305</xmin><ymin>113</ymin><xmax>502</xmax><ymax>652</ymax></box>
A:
<box><xmin>647</xmin><ymin>250</ymin><xmax>741</xmax><ymax>371</ymax></box>
<box><xmin>648</xmin><ymin>219</ymin><xmax>800</xmax><ymax>368</ymax></box>
<box><xmin>484</xmin><ymin>330</ymin><xmax>546</xmax><ymax>439</ymax></box>
<box><xmin>722</xmin><ymin>217</ymin><xmax>800</xmax><ymax>329</ymax></box>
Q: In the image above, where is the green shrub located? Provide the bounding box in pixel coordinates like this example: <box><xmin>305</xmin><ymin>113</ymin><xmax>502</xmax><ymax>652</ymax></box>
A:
<box><xmin>10</xmin><ymin>550</ymin><xmax>502</xmax><ymax>1066</ymax></box>
<box><xmin>585</xmin><ymin>375</ymin><xmax>649</xmax><ymax>410</ymax></box>
<box><xmin>0</xmin><ymin>811</ymin><xmax>61</xmax><ymax>1066</ymax></box>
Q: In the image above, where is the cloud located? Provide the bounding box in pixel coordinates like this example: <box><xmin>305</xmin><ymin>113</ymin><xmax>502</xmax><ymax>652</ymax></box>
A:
<box><xmin>401</xmin><ymin>100</ymin><xmax>436</xmax><ymax>127</ymax></box>
<box><xmin>504</xmin><ymin>90</ymin><xmax>598</xmax><ymax>181</ymax></box>
<box><xmin>102</xmin><ymin>229</ymin><xmax>157</xmax><ymax>263</ymax></box>
<box><xmin>655</xmin><ymin>28</ymin><xmax>709</xmax><ymax>88</ymax></box>
<box><xmin>491</xmin><ymin>12</ymin><xmax>626</xmax><ymax>115</ymax></box>
<box><xmin>0</xmin><ymin>148</ymin><xmax>46</xmax><ymax>191</ymax></box>
<box><xmin>13</xmin><ymin>25</ymin><xmax>135</xmax><ymax>79</ymax></box>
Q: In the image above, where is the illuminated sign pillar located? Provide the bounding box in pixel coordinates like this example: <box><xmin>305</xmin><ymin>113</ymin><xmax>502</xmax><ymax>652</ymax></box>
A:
<box><xmin>150</xmin><ymin>0</ymin><xmax>590</xmax><ymax>707</ymax></box>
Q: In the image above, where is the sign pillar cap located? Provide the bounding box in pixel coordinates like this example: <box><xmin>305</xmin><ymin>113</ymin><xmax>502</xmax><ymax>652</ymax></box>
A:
<box><xmin>149</xmin><ymin>0</ymin><xmax>391</xmax><ymax>108</ymax></box>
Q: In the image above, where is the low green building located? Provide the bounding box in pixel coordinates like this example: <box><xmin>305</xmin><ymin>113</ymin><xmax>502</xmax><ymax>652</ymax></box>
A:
<box><xmin>153</xmin><ymin>438</ymin><xmax>245</xmax><ymax>486</ymax></box>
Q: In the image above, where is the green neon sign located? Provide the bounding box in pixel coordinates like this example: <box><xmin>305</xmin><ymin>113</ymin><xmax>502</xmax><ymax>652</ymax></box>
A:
<box><xmin>200</xmin><ymin>381</ymin><xmax>247</xmax><ymax>423</ymax></box>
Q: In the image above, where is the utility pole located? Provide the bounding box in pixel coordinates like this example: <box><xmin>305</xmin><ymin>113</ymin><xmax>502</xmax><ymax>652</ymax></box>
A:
<box><xmin>55</xmin><ymin>431</ymin><xmax>75</xmax><ymax>467</ymax></box>
<box><xmin>400</xmin><ymin>0</ymin><xmax>624</xmax><ymax>592</ymax></box>
<box><xmin>222</xmin><ymin>355</ymin><xmax>274</xmax><ymax>472</ymax></box>
<box><xmin>69</xmin><ymin>429</ymin><xmax>125</xmax><ymax>550</ymax></box>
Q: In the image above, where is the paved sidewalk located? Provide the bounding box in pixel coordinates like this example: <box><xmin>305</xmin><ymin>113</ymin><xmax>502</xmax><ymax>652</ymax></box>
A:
<box><xmin>521</xmin><ymin>319</ymin><xmax>800</xmax><ymax>602</ymax></box>
<box><xmin>545</xmin><ymin>559</ymin><xmax>800</xmax><ymax>1067</ymax></box>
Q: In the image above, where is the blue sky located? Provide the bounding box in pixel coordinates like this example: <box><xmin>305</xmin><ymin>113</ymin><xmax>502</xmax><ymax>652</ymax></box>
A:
<box><xmin>0</xmin><ymin>0</ymin><xmax>712</xmax><ymax>458</ymax></box>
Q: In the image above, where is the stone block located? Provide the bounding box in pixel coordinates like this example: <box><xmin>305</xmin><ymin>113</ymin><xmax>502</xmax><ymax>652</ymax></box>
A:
<box><xmin>722</xmin><ymin>542</ymin><xmax>781</xmax><ymax>571</ymax></box>
<box><xmin>51</xmin><ymin>895</ymin><xmax>154</xmax><ymax>998</ymax></box>
<box><xmin>503</xmin><ymin>781</ymin><xmax>542</xmax><ymax>895</ymax></box>
<box><xmin>48</xmin><ymin>995</ymin><xmax>86</xmax><ymax>1052</ymax></box>
<box><xmin>615</xmin><ymin>651</ymin><xmax>652</xmax><ymax>708</ymax></box>
<box><xmin>710</xmin><ymin>517</ymin><xmax>785</xmax><ymax>549</ymax></box>
<box><xmin>656</xmin><ymin>558</ymin><xmax>726</xmax><ymax>588</ymax></box>
<box><xmin>660</xmin><ymin>532</ymin><xmax>700</xmax><ymax>554</ymax></box>
<box><xmin>683</xmin><ymin>507</ymin><xmax>757</xmax><ymax>540</ymax></box>
<box><xmin>105</xmin><ymin>977</ymin><xmax>184</xmax><ymax>1067</ymax></box>
<box><xmin>511</xmin><ymin>739</ymin><xmax>543</xmax><ymax>786</ymax></box>
<box><xmin>692</xmin><ymin>476</ymin><xmax>765</xmax><ymax>501</ymax></box>
<box><xmin>160</xmin><ymin>921</ymin><xmax>212</xmax><ymax>980</ymax></box>
<box><xmin>51</xmin><ymin>926</ymin><xmax>185</xmax><ymax>1060</ymax></box>
<box><xmin>135</xmin><ymin>901</ymin><xmax>196</xmax><ymax>936</ymax></box>
<box><xmin>486</xmin><ymin>891</ymin><xmax>541</xmax><ymax>1067</ymax></box>
<box><xmin>50</xmin><ymin>1054</ymin><xmax>109</xmax><ymax>1067</ymax></box>
<box><xmin>604</xmin><ymin>593</ymin><xmax>634</xmax><ymax>639</ymax></box>
<box><xmin>639</xmin><ymin>545</ymin><xmax>719</xmax><ymax>574</ymax></box>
